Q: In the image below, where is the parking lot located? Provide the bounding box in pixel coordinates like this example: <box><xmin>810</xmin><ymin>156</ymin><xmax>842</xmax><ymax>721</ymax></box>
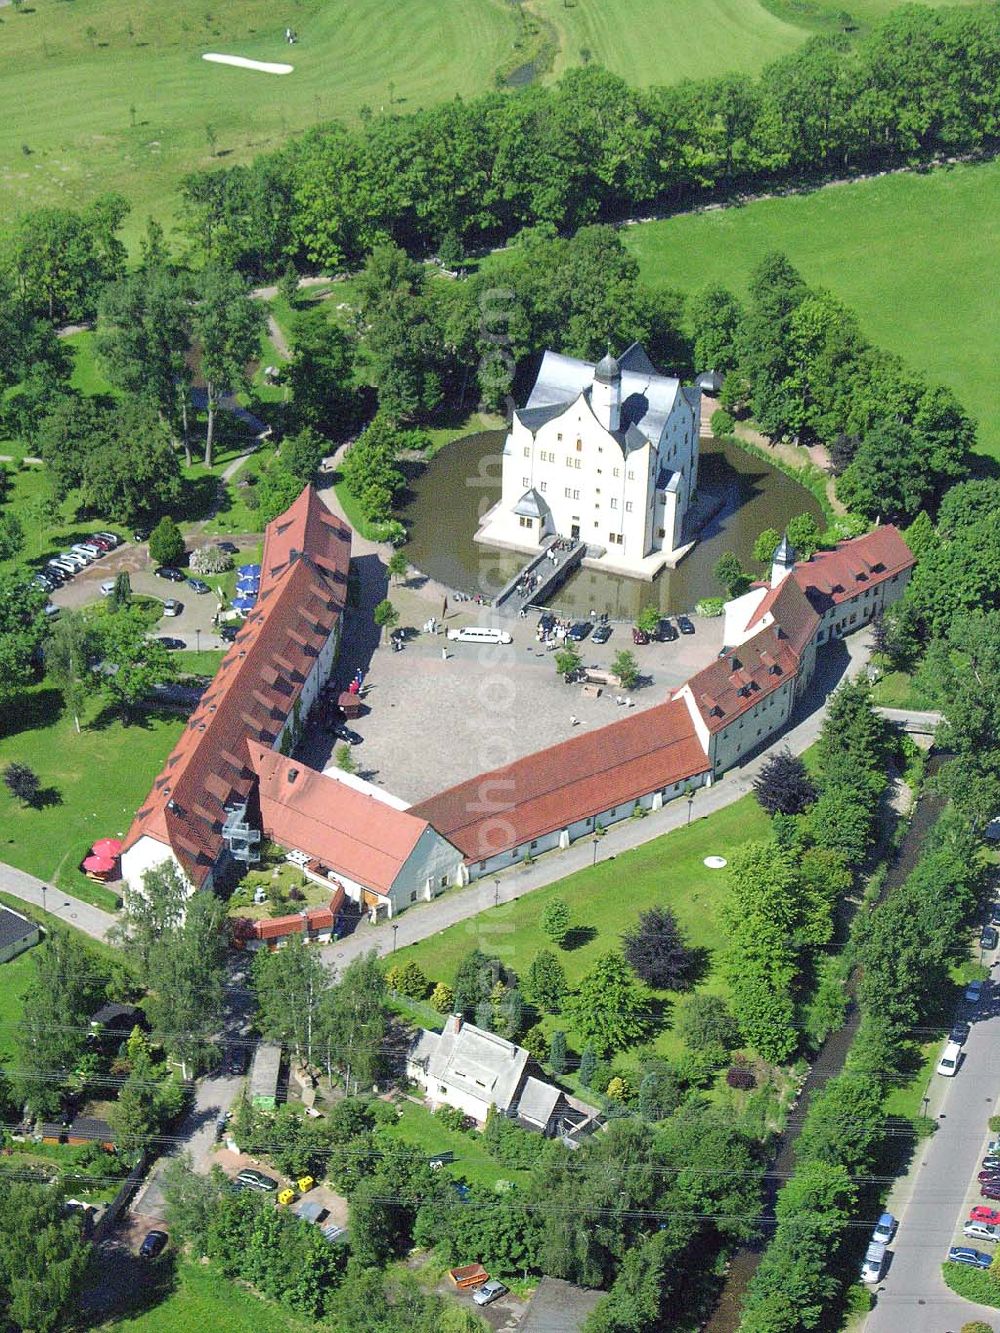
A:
<box><xmin>304</xmin><ymin>583</ymin><xmax>726</xmax><ymax>803</ymax></box>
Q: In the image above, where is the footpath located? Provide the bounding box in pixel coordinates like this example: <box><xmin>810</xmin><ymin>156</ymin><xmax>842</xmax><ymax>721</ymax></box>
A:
<box><xmin>0</xmin><ymin>861</ymin><xmax>115</xmax><ymax>941</ymax></box>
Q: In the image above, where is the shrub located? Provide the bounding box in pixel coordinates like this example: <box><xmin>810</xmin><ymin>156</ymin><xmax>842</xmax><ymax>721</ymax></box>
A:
<box><xmin>434</xmin><ymin>1104</ymin><xmax>466</xmax><ymax>1132</ymax></box>
<box><xmin>711</xmin><ymin>408</ymin><xmax>735</xmax><ymax>438</ymax></box>
<box><xmin>695</xmin><ymin>597</ymin><xmax>725</xmax><ymax>617</ymax></box>
<box><xmin>190</xmin><ymin>544</ymin><xmax>234</xmax><ymax>575</ymax></box>
<box><xmin>540</xmin><ymin>899</ymin><xmax>572</xmax><ymax>946</ymax></box>
<box><xmin>148</xmin><ymin>515</ymin><xmax>185</xmax><ymax>567</ymax></box>
<box><xmin>605</xmin><ymin>1076</ymin><xmax>630</xmax><ymax>1101</ymax></box>
<box><xmin>549</xmin><ymin>1030</ymin><xmax>567</xmax><ymax>1076</ymax></box>
<box><xmin>521</xmin><ymin>1024</ymin><xmax>549</xmax><ymax>1062</ymax></box>
<box><xmin>429</xmin><ymin>982</ymin><xmax>454</xmax><ymax>1014</ymax></box>
<box><xmin>677</xmin><ymin>994</ymin><xmax>739</xmax><ymax>1053</ymax></box>
<box><xmin>385</xmin><ymin>961</ymin><xmax>429</xmax><ymax>1000</ymax></box>
<box><xmin>942</xmin><ymin>1263</ymin><xmax>1000</xmax><ymax>1308</ymax></box>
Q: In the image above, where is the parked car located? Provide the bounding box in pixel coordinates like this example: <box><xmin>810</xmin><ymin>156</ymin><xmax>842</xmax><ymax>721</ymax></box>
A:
<box><xmin>964</xmin><ymin>1221</ymin><xmax>1000</xmax><ymax>1243</ymax></box>
<box><xmin>991</xmin><ymin>904</ymin><xmax>1000</xmax><ymax>928</ymax></box>
<box><xmin>860</xmin><ymin>1241</ymin><xmax>887</xmax><ymax>1284</ymax></box>
<box><xmin>950</xmin><ymin>1020</ymin><xmax>971</xmax><ymax>1045</ymax></box>
<box><xmin>657</xmin><ymin>617</ymin><xmax>678</xmax><ymax>642</ymax></box>
<box><xmin>139</xmin><ymin>1230</ymin><xmax>168</xmax><ymax>1259</ymax></box>
<box><xmin>969</xmin><ymin>1206</ymin><xmax>1000</xmax><ymax>1225</ymax></box>
<box><xmin>983</xmin><ymin>1155</ymin><xmax>1000</xmax><ymax>1172</ymax></box>
<box><xmin>632</xmin><ymin>627</ymin><xmax>650</xmax><ymax>645</ymax></box>
<box><xmin>220</xmin><ymin>625</ymin><xmax>239</xmax><ymax>643</ymax></box>
<box><xmin>70</xmin><ymin>544</ymin><xmax>102</xmax><ymax>561</ymax></box>
<box><xmin>937</xmin><ymin>1041</ymin><xmax>962</xmax><ymax>1077</ymax></box>
<box><xmin>592</xmin><ymin>623</ymin><xmax>612</xmax><ymax>644</ymax></box>
<box><xmin>981</xmin><ymin>926</ymin><xmax>999</xmax><ymax>951</ymax></box>
<box><xmin>47</xmin><ymin>560</ymin><xmax>76</xmax><ymax>578</ymax></box>
<box><xmin>872</xmin><ymin>1213</ymin><xmax>896</xmax><ymax>1245</ymax></box>
<box><xmin>158</xmin><ymin>637</ymin><xmax>185</xmax><ymax>650</ymax></box>
<box><xmin>216</xmin><ymin>541</ymin><xmax>239</xmax><ymax>555</ymax></box>
<box><xmin>226</xmin><ymin>1046</ymin><xmax>248</xmax><ymax>1075</ymax></box>
<box><xmin>677</xmin><ymin>614</ymin><xmax>695</xmax><ymax>635</ymax></box>
<box><xmin>93</xmin><ymin>531</ymin><xmax>121</xmax><ymax>548</ymax></box>
<box><xmin>335</xmin><ymin>726</ymin><xmax>363</xmax><ymax>746</ymax></box>
<box><xmin>537</xmin><ymin>613</ymin><xmax>555</xmax><ymax>634</ymax></box>
<box><xmin>43</xmin><ymin>603</ymin><xmax>59</xmax><ymax>619</ymax></box>
<box><xmin>965</xmin><ymin>979</ymin><xmax>985</xmax><ymax>1005</ymax></box>
<box><xmin>32</xmin><ymin>573</ymin><xmax>56</xmax><ymax>591</ymax></box>
<box><xmin>86</xmin><ymin>536</ymin><xmax>114</xmax><ymax>553</ymax></box>
<box><xmin>100</xmin><ymin>579</ymin><xmax>117</xmax><ymax>596</ymax></box>
<box><xmin>188</xmin><ymin>578</ymin><xmax>210</xmax><ymax>595</ymax></box>
<box><xmin>60</xmin><ymin>551</ymin><xmax>89</xmax><ymax>569</ymax></box>
<box><xmin>472</xmin><ymin>1279</ymin><xmax>509</xmax><ymax>1307</ymax></box>
<box><xmin>982</xmin><ymin>1181</ymin><xmax>1000</xmax><ymax>1202</ymax></box>
<box><xmin>566</xmin><ymin>621</ymin><xmax>591</xmax><ymax>641</ymax></box>
<box><xmin>988</xmin><ymin>1138</ymin><xmax>1000</xmax><ymax>1156</ymax></box>
<box><xmin>976</xmin><ymin>1168</ymin><xmax>1000</xmax><ymax>1183</ymax></box>
<box><xmin>214</xmin><ymin>1113</ymin><xmax>229</xmax><ymax>1142</ymax></box>
<box><xmin>161</xmin><ymin>599</ymin><xmax>182</xmax><ymax>617</ymax></box>
<box><xmin>133</xmin><ymin>527</ymin><xmax>150</xmax><ymax>542</ymax></box>
<box><xmin>154</xmin><ymin>566</ymin><xmax>185</xmax><ymax>583</ymax></box>
<box><xmin>234</xmin><ymin>1168</ymin><xmax>277</xmax><ymax>1192</ymax></box>
<box><xmin>948</xmin><ymin>1246</ymin><xmax>993</xmax><ymax>1269</ymax></box>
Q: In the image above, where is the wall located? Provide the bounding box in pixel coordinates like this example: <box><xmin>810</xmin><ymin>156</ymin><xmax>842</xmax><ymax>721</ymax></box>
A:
<box><xmin>406</xmin><ymin>1062</ymin><xmax>491</xmax><ymax>1124</ymax></box>
<box><xmin>708</xmin><ymin>678</ymin><xmax>795</xmax><ymax>775</ymax></box>
<box><xmin>391</xmin><ymin>826</ymin><xmax>466</xmax><ymax>913</ymax></box>
<box><xmin>121</xmin><ymin>836</ymin><xmax>204</xmax><ymax>898</ymax></box>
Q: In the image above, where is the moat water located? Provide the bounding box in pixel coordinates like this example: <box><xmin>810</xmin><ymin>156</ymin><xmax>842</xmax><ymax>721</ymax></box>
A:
<box><xmin>399</xmin><ymin>431</ymin><xmax>825</xmax><ymax>619</ymax></box>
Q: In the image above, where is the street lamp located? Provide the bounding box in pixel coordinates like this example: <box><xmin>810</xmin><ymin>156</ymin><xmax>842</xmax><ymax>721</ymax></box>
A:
<box><xmin>392</xmin><ymin>923</ymin><xmax>398</xmax><ymax>953</ymax></box>
<box><xmin>494</xmin><ymin>879</ymin><xmax>500</xmax><ymax>909</ymax></box>
<box><xmin>592</xmin><ymin>833</ymin><xmax>600</xmax><ymax>867</ymax></box>
<box><xmin>41</xmin><ymin>883</ymin><xmax>47</xmax><ymax>917</ymax></box>
<box><xmin>196</xmin><ymin>627</ymin><xmax>201</xmax><ymax>655</ymax></box>
<box><xmin>687</xmin><ymin>790</ymin><xmax>694</xmax><ymax>825</ymax></box>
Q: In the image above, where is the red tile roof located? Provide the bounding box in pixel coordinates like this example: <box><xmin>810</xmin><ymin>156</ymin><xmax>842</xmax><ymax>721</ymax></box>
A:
<box><xmin>249</xmin><ymin>743</ymin><xmax>431</xmax><ymax>897</ymax></box>
<box><xmin>679</xmin><ymin>624</ymin><xmax>801</xmax><ymax>734</ymax></box>
<box><xmin>123</xmin><ymin>487</ymin><xmax>351</xmax><ymax>886</ymax></box>
<box><xmin>790</xmin><ymin>525</ymin><xmax>913</xmax><ymax>615</ymax></box>
<box><xmin>744</xmin><ymin>575</ymin><xmax>821</xmax><ymax>654</ymax></box>
<box><xmin>251</xmin><ymin>887</ymin><xmax>346</xmax><ymax>942</ymax></box>
<box><xmin>410</xmin><ymin>697</ymin><xmax>709</xmax><ymax>864</ymax></box>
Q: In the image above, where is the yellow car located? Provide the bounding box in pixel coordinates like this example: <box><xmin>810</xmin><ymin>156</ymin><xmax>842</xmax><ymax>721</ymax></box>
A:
<box><xmin>277</xmin><ymin>1188</ymin><xmax>296</xmax><ymax>1207</ymax></box>
<box><xmin>297</xmin><ymin>1176</ymin><xmax>314</xmax><ymax>1194</ymax></box>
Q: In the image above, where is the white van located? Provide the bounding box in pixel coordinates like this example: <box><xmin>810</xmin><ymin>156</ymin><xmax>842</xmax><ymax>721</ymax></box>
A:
<box><xmin>937</xmin><ymin>1040</ymin><xmax>962</xmax><ymax>1077</ymax></box>
<box><xmin>446</xmin><ymin>626</ymin><xmax>513</xmax><ymax>645</ymax></box>
<box><xmin>860</xmin><ymin>1241</ymin><xmax>887</xmax><ymax>1283</ymax></box>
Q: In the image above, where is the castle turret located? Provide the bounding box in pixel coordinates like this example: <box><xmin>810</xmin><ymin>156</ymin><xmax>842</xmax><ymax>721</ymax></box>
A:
<box><xmin>770</xmin><ymin>532</ymin><xmax>797</xmax><ymax>588</ymax></box>
<box><xmin>592</xmin><ymin>351</ymin><xmax>621</xmax><ymax>432</ymax></box>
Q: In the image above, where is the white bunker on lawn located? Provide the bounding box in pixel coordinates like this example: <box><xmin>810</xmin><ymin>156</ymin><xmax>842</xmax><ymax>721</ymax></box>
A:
<box><xmin>704</xmin><ymin>856</ymin><xmax>728</xmax><ymax>869</ymax></box>
<box><xmin>202</xmin><ymin>53</ymin><xmax>294</xmax><ymax>74</ymax></box>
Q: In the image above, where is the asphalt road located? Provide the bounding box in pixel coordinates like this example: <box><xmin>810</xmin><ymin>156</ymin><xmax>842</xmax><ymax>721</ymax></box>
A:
<box><xmin>866</xmin><ymin>967</ymin><xmax>1000</xmax><ymax>1333</ymax></box>
<box><xmin>0</xmin><ymin>859</ymin><xmax>115</xmax><ymax>940</ymax></box>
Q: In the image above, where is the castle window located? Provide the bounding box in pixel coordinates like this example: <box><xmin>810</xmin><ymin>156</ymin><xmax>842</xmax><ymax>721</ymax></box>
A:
<box><xmin>522</xmin><ymin>476</ymin><xmax>530</xmax><ymax>487</ymax></box>
<box><xmin>573</xmin><ymin>489</ymin><xmax>580</xmax><ymax>500</ymax></box>
<box><xmin>625</xmin><ymin>501</ymin><xmax>633</xmax><ymax>513</ymax></box>
<box><xmin>518</xmin><ymin>516</ymin><xmax>532</xmax><ymax>529</ymax></box>
<box><xmin>540</xmin><ymin>481</ymin><xmax>547</xmax><ymax>492</ymax></box>
<box><xmin>523</xmin><ymin>446</ymin><xmax>530</xmax><ymax>457</ymax></box>
<box><xmin>564</xmin><ymin>487</ymin><xmax>572</xmax><ymax>498</ymax></box>
<box><xmin>627</xmin><ymin>470</ymin><xmax>635</xmax><ymax>480</ymax></box>
<box><xmin>574</xmin><ymin>459</ymin><xmax>582</xmax><ymax>469</ymax></box>
<box><xmin>557</xmin><ymin>433</ymin><xmax>563</xmax><ymax>442</ymax></box>
<box><xmin>610</xmin><ymin>498</ymin><xmax>618</xmax><ymax>509</ymax></box>
<box><xmin>613</xmin><ymin>467</ymin><xmax>620</xmax><ymax>478</ymax></box>
<box><xmin>576</xmin><ymin>440</ymin><xmax>583</xmax><ymax>452</ymax></box>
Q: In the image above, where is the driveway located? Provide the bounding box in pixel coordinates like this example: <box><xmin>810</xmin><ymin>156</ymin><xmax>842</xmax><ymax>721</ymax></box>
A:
<box><xmin>0</xmin><ymin>859</ymin><xmax>116</xmax><ymax>939</ymax></box>
<box><xmin>865</xmin><ymin>968</ymin><xmax>1000</xmax><ymax>1333</ymax></box>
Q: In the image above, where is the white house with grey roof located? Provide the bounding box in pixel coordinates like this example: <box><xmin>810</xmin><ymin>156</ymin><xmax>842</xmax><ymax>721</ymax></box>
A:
<box><xmin>478</xmin><ymin>343</ymin><xmax>701</xmax><ymax>577</ymax></box>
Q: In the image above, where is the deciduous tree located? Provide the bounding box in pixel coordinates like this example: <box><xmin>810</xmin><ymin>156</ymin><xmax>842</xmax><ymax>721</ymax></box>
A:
<box><xmin>564</xmin><ymin>952</ymin><xmax>656</xmax><ymax>1055</ymax></box>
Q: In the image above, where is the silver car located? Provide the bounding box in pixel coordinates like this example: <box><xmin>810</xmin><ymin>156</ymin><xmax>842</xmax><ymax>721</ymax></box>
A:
<box><xmin>964</xmin><ymin>1221</ymin><xmax>1000</xmax><ymax>1243</ymax></box>
<box><xmin>472</xmin><ymin>1279</ymin><xmax>508</xmax><ymax>1307</ymax></box>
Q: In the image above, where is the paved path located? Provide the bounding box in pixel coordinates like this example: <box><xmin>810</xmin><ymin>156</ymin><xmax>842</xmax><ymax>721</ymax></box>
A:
<box><xmin>865</xmin><ymin>970</ymin><xmax>1000</xmax><ymax>1333</ymax></box>
<box><xmin>0</xmin><ymin>860</ymin><xmax>116</xmax><ymax>940</ymax></box>
<box><xmin>877</xmin><ymin>707</ymin><xmax>943</xmax><ymax>734</ymax></box>
<box><xmin>320</xmin><ymin>630</ymin><xmax>872</xmax><ymax>970</ymax></box>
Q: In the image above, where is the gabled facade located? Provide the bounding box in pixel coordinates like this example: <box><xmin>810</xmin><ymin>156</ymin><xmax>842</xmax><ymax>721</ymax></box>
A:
<box><xmin>480</xmin><ymin>343</ymin><xmax>701</xmax><ymax>575</ymax></box>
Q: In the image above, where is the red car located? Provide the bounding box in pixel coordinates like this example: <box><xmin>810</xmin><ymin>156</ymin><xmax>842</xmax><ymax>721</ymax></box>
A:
<box><xmin>978</xmin><ymin>1169</ymin><xmax>1000</xmax><ymax>1184</ymax></box>
<box><xmin>970</xmin><ymin>1206</ymin><xmax>1000</xmax><ymax>1225</ymax></box>
<box><xmin>982</xmin><ymin>1182</ymin><xmax>1000</xmax><ymax>1201</ymax></box>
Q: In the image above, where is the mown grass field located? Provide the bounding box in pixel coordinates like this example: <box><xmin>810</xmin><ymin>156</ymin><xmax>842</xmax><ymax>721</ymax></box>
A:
<box><xmin>0</xmin><ymin>950</ymin><xmax>36</xmax><ymax>1063</ymax></box>
<box><xmin>0</xmin><ymin>0</ymin><xmax>975</xmax><ymax>249</ymax></box>
<box><xmin>387</xmin><ymin>1099</ymin><xmax>530</xmax><ymax>1189</ymax></box>
<box><xmin>97</xmin><ymin>1259</ymin><xmax>310</xmax><ymax>1332</ymax></box>
<box><xmin>624</xmin><ymin>158</ymin><xmax>1000</xmax><ymax>461</ymax></box>
<box><xmin>0</xmin><ymin>681</ymin><xmax>185</xmax><ymax>908</ymax></box>
<box><xmin>396</xmin><ymin>793</ymin><xmax>772</xmax><ymax>1080</ymax></box>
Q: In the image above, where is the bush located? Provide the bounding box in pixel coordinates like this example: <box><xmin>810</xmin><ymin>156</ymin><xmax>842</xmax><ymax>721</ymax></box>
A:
<box><xmin>429</xmin><ymin>982</ymin><xmax>454</xmax><ymax>1014</ymax></box>
<box><xmin>148</xmin><ymin>515</ymin><xmax>185</xmax><ymax>567</ymax></box>
<box><xmin>434</xmin><ymin>1104</ymin><xmax>467</xmax><ymax>1132</ymax></box>
<box><xmin>605</xmin><ymin>1076</ymin><xmax>630</xmax><ymax>1101</ymax></box>
<box><xmin>190</xmin><ymin>544</ymin><xmax>234</xmax><ymax>575</ymax></box>
<box><xmin>541</xmin><ymin>899</ymin><xmax>572</xmax><ymax>946</ymax></box>
<box><xmin>385</xmin><ymin>961</ymin><xmax>430</xmax><ymax>1000</ymax></box>
<box><xmin>695</xmin><ymin>597</ymin><xmax>725</xmax><ymax>617</ymax></box>
<box><xmin>942</xmin><ymin>1263</ymin><xmax>1000</xmax><ymax>1307</ymax></box>
<box><xmin>521</xmin><ymin>1024</ymin><xmax>549</xmax><ymax>1062</ymax></box>
<box><xmin>677</xmin><ymin>994</ymin><xmax>739</xmax><ymax>1053</ymax></box>
<box><xmin>711</xmin><ymin>408</ymin><xmax>735</xmax><ymax>438</ymax></box>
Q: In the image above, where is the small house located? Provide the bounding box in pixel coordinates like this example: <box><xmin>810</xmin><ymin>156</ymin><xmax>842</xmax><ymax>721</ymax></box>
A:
<box><xmin>0</xmin><ymin>906</ymin><xmax>40</xmax><ymax>964</ymax></box>
<box><xmin>249</xmin><ymin>1041</ymin><xmax>282</xmax><ymax>1109</ymax></box>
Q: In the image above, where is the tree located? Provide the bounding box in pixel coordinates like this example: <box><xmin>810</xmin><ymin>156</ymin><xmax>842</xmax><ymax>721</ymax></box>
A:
<box><xmin>429</xmin><ymin>982</ymin><xmax>454</xmax><ymax>1013</ymax></box>
<box><xmin>523</xmin><ymin>949</ymin><xmax>567</xmax><ymax>1012</ymax></box>
<box><xmin>550</xmin><ymin>1029</ymin><xmax>568</xmax><ymax>1075</ymax></box>
<box><xmin>286</xmin><ymin>308</ymin><xmax>355</xmax><ymax>437</ymax></box>
<box><xmin>611</xmin><ymin>649</ymin><xmax>639</xmax><ymax>689</ymax></box>
<box><xmin>387</xmin><ymin>550</ymin><xmax>409</xmax><ymax>585</ymax></box>
<box><xmin>714</xmin><ymin>552</ymin><xmax>751</xmax><ymax>598</ymax></box>
<box><xmin>96</xmin><ymin>605</ymin><xmax>175</xmax><ymax>720</ymax></box>
<box><xmin>192</xmin><ymin>267</ymin><xmax>265</xmax><ymax>466</ymax></box>
<box><xmin>79</xmin><ymin>397</ymin><xmax>182</xmax><ymax>523</ymax></box>
<box><xmin>10</xmin><ymin>193</ymin><xmax>129</xmax><ymax>322</ymax></box>
<box><xmin>0</xmin><ymin>574</ymin><xmax>49</xmax><ymax>704</ymax></box>
<box><xmin>564</xmin><ymin>952</ymin><xmax>656</xmax><ymax>1054</ymax></box>
<box><xmin>148</xmin><ymin>515</ymin><xmax>185</xmax><ymax>567</ymax></box>
<box><xmin>255</xmin><ymin>462</ymin><xmax>304</xmax><ymax>526</ymax></box>
<box><xmin>385</xmin><ymin>960</ymin><xmax>430</xmax><ymax>999</ymax></box>
<box><xmin>752</xmin><ymin>748</ymin><xmax>818</xmax><ymax>816</ymax></box>
<box><xmin>373</xmin><ymin>599</ymin><xmax>399</xmax><ymax>633</ymax></box>
<box><xmin>578</xmin><ymin>1042</ymin><xmax>597</xmax><ymax>1087</ymax></box>
<box><xmin>541</xmin><ymin>898</ymin><xmax>572</xmax><ymax>946</ymax></box>
<box><xmin>322</xmin><ymin>950</ymin><xmax>389</xmax><ymax>1093</ymax></box>
<box><xmin>689</xmin><ymin>285</ymin><xmax>744</xmax><ymax>375</ymax></box>
<box><xmin>3</xmin><ymin>761</ymin><xmax>41</xmax><ymax>807</ymax></box>
<box><xmin>254</xmin><ymin>935</ymin><xmax>333</xmax><ymax>1068</ymax></box>
<box><xmin>280</xmin><ymin>427</ymin><xmax>329</xmax><ymax>485</ymax></box>
<box><xmin>0</xmin><ymin>1181</ymin><xmax>89</xmax><ymax>1333</ymax></box>
<box><xmin>753</xmin><ymin>527</ymin><xmax>782</xmax><ymax>568</ymax></box>
<box><xmin>785</xmin><ymin>513</ymin><xmax>821</xmax><ymax>560</ymax></box>
<box><xmin>636</xmin><ymin>605</ymin><xmax>660</xmax><ymax>637</ymax></box>
<box><xmin>0</xmin><ymin>512</ymin><xmax>24</xmax><ymax>561</ymax></box>
<box><xmin>554</xmin><ymin>645</ymin><xmax>582</xmax><ymax>677</ymax></box>
<box><xmin>146</xmin><ymin>892</ymin><xmax>227</xmax><ymax>1077</ymax></box>
<box><xmin>111</xmin><ymin>570</ymin><xmax>132</xmax><ymax>611</ymax></box>
<box><xmin>112</xmin><ymin>861</ymin><xmax>188</xmax><ymax>985</ymax></box>
<box><xmin>621</xmin><ymin>907</ymin><xmax>695</xmax><ymax>990</ymax></box>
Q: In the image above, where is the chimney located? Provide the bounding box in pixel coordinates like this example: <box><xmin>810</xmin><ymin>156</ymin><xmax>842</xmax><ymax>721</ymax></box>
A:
<box><xmin>451</xmin><ymin>1014</ymin><xmax>463</xmax><ymax>1033</ymax></box>
<box><xmin>287</xmin><ymin>767</ymin><xmax>299</xmax><ymax>784</ymax></box>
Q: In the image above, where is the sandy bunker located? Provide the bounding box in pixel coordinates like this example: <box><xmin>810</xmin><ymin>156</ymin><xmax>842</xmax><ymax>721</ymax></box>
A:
<box><xmin>202</xmin><ymin>53</ymin><xmax>293</xmax><ymax>74</ymax></box>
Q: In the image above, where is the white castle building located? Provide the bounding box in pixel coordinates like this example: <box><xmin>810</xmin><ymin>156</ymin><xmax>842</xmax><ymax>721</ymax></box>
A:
<box><xmin>477</xmin><ymin>343</ymin><xmax>701</xmax><ymax>578</ymax></box>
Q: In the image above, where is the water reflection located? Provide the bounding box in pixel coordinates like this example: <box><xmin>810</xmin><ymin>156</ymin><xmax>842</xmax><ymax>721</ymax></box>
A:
<box><xmin>399</xmin><ymin>431</ymin><xmax>825</xmax><ymax>618</ymax></box>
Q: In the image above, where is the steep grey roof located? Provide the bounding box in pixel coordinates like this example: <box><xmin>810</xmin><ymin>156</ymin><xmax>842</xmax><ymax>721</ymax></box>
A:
<box><xmin>408</xmin><ymin>1018</ymin><xmax>529</xmax><ymax>1113</ymax></box>
<box><xmin>594</xmin><ymin>351</ymin><xmax>621</xmax><ymax>384</ymax></box>
<box><xmin>524</xmin><ymin>347</ymin><xmax>681</xmax><ymax>455</ymax></box>
<box><xmin>0</xmin><ymin>906</ymin><xmax>37</xmax><ymax>950</ymax></box>
<box><xmin>773</xmin><ymin>532</ymin><xmax>796</xmax><ymax>565</ymax></box>
<box><xmin>516</xmin><ymin>1075</ymin><xmax>561</xmax><ymax>1129</ymax></box>
<box><xmin>696</xmin><ymin>369</ymin><xmax>723</xmax><ymax>392</ymax></box>
<box><xmin>249</xmin><ymin>1041</ymin><xmax>282</xmax><ymax>1099</ymax></box>
<box><xmin>515</xmin><ymin>402</ymin><xmax>566</xmax><ymax>433</ymax></box>
<box><xmin>663</xmin><ymin>471</ymin><xmax>681</xmax><ymax>495</ymax></box>
<box><xmin>514</xmin><ymin>488</ymin><xmax>547</xmax><ymax>519</ymax></box>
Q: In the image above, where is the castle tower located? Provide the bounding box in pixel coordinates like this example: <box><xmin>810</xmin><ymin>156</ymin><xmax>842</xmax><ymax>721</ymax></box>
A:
<box><xmin>770</xmin><ymin>532</ymin><xmax>797</xmax><ymax>588</ymax></box>
<box><xmin>592</xmin><ymin>351</ymin><xmax>621</xmax><ymax>432</ymax></box>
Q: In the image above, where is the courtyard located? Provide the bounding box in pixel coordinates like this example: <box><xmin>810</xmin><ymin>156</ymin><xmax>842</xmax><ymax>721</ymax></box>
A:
<box><xmin>299</xmin><ymin>577</ymin><xmax>726</xmax><ymax>804</ymax></box>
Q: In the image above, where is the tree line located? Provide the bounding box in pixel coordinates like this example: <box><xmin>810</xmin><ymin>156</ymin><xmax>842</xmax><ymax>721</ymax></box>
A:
<box><xmin>174</xmin><ymin>7</ymin><xmax>1000</xmax><ymax>277</ymax></box>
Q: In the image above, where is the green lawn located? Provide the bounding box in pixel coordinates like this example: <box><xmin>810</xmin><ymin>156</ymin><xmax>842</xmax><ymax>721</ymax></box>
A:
<box><xmin>624</xmin><ymin>158</ymin><xmax>1000</xmax><ymax>461</ymax></box>
<box><xmin>397</xmin><ymin>793</ymin><xmax>771</xmax><ymax>1076</ymax></box>
<box><xmin>0</xmin><ymin>681</ymin><xmax>185</xmax><ymax>909</ymax></box>
<box><xmin>171</xmin><ymin>648</ymin><xmax>225</xmax><ymax>677</ymax></box>
<box><xmin>386</xmin><ymin>1098</ymin><xmax>529</xmax><ymax>1190</ymax></box>
<box><xmin>98</xmin><ymin>1259</ymin><xmax>310</xmax><ymax>1332</ymax></box>
<box><xmin>0</xmin><ymin>950</ymin><xmax>37</xmax><ymax>1063</ymax></box>
<box><xmin>870</xmin><ymin>670</ymin><xmax>935</xmax><ymax>712</ymax></box>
